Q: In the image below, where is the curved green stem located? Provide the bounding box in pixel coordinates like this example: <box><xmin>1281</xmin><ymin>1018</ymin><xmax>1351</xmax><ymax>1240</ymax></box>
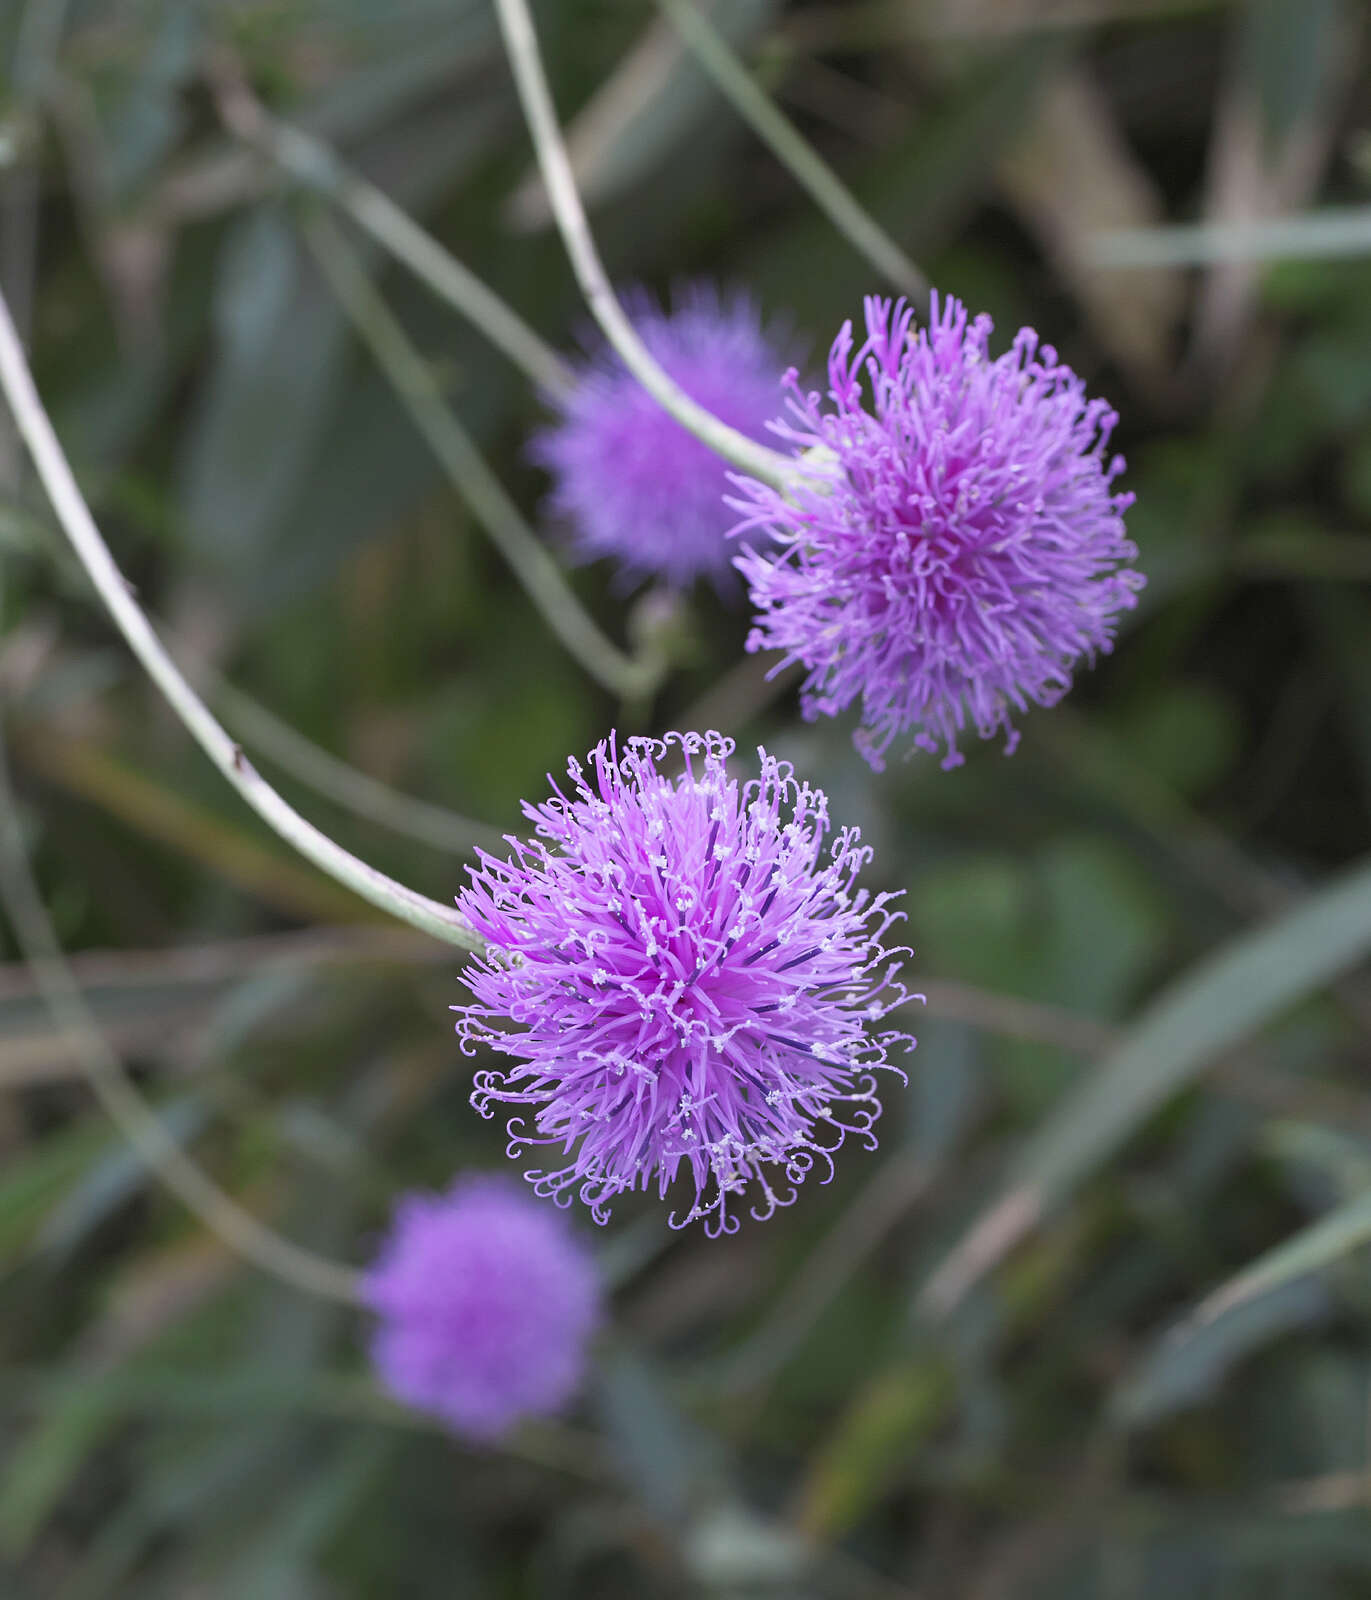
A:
<box><xmin>0</xmin><ymin>284</ymin><xmax>482</xmax><ymax>953</ymax></box>
<box><xmin>492</xmin><ymin>0</ymin><xmax>800</xmax><ymax>491</ymax></box>
<box><xmin>654</xmin><ymin>0</ymin><xmax>928</xmax><ymax>300</ymax></box>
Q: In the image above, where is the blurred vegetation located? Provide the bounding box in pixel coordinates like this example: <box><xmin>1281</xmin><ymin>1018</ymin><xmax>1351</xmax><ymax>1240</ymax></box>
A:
<box><xmin>3</xmin><ymin>0</ymin><xmax>1371</xmax><ymax>1595</ymax></box>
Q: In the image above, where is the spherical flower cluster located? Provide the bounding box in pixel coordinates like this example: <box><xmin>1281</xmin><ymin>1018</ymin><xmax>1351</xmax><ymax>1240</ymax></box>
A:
<box><xmin>455</xmin><ymin>731</ymin><xmax>913</xmax><ymax>1237</ymax></box>
<box><xmin>531</xmin><ymin>284</ymin><xmax>790</xmax><ymax>591</ymax></box>
<box><xmin>731</xmin><ymin>293</ymin><xmax>1144</xmax><ymax>770</ymax></box>
<box><xmin>362</xmin><ymin>1177</ymin><xmax>600</xmax><ymax>1440</ymax></box>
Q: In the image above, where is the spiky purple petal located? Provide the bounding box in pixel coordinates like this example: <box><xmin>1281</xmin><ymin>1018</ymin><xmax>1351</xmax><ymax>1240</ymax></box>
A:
<box><xmin>731</xmin><ymin>293</ymin><xmax>1144</xmax><ymax>770</ymax></box>
<box><xmin>454</xmin><ymin>732</ymin><xmax>913</xmax><ymax>1237</ymax></box>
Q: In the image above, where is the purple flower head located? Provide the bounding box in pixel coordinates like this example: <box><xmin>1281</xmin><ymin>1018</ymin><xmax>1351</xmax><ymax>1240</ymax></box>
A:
<box><xmin>455</xmin><ymin>731</ymin><xmax>913</xmax><ymax>1238</ymax></box>
<box><xmin>731</xmin><ymin>294</ymin><xmax>1144</xmax><ymax>770</ymax></box>
<box><xmin>362</xmin><ymin>1176</ymin><xmax>600</xmax><ymax>1440</ymax></box>
<box><xmin>531</xmin><ymin>284</ymin><xmax>790</xmax><ymax>591</ymax></box>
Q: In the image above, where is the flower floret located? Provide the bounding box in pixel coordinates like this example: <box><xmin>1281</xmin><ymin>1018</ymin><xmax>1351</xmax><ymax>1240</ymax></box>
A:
<box><xmin>455</xmin><ymin>731</ymin><xmax>914</xmax><ymax>1236</ymax></box>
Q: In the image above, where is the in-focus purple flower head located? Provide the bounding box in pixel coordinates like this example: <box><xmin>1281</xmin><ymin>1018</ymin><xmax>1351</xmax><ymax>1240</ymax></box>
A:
<box><xmin>362</xmin><ymin>1176</ymin><xmax>600</xmax><ymax>1440</ymax></box>
<box><xmin>455</xmin><ymin>731</ymin><xmax>913</xmax><ymax>1238</ymax></box>
<box><xmin>731</xmin><ymin>293</ymin><xmax>1145</xmax><ymax>770</ymax></box>
<box><xmin>531</xmin><ymin>283</ymin><xmax>792</xmax><ymax>592</ymax></box>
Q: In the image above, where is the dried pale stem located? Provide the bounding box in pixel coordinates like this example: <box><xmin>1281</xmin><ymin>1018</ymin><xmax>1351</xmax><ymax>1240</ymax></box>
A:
<box><xmin>654</xmin><ymin>0</ymin><xmax>927</xmax><ymax>300</ymax></box>
<box><xmin>301</xmin><ymin>209</ymin><xmax>661</xmax><ymax>703</ymax></box>
<box><xmin>0</xmin><ymin>283</ymin><xmax>482</xmax><ymax>952</ymax></box>
<box><xmin>213</xmin><ymin>66</ymin><xmax>574</xmax><ymax>397</ymax></box>
<box><xmin>492</xmin><ymin>0</ymin><xmax>799</xmax><ymax>490</ymax></box>
<box><xmin>0</xmin><ymin>719</ymin><xmax>363</xmax><ymax>1304</ymax></box>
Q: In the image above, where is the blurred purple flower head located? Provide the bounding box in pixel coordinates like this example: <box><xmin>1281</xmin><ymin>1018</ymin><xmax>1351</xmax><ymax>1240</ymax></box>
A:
<box><xmin>531</xmin><ymin>284</ymin><xmax>790</xmax><ymax>591</ymax></box>
<box><xmin>362</xmin><ymin>1176</ymin><xmax>600</xmax><ymax>1440</ymax></box>
<box><xmin>455</xmin><ymin>731</ymin><xmax>913</xmax><ymax>1238</ymax></box>
<box><xmin>731</xmin><ymin>294</ymin><xmax>1144</xmax><ymax>771</ymax></box>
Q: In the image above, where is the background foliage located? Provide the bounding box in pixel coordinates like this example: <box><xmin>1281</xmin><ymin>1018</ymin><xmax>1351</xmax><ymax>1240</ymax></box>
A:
<box><xmin>3</xmin><ymin>0</ymin><xmax>1371</xmax><ymax>1595</ymax></box>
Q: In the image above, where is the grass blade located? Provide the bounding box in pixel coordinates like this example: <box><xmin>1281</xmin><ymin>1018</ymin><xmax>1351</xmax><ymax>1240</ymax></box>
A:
<box><xmin>920</xmin><ymin>851</ymin><xmax>1371</xmax><ymax>1318</ymax></box>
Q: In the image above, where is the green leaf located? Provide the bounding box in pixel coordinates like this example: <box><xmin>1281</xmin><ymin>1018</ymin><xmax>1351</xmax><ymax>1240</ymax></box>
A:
<box><xmin>592</xmin><ymin>1343</ymin><xmax>719</xmax><ymax>1524</ymax></box>
<box><xmin>177</xmin><ymin>210</ymin><xmax>347</xmax><ymax>585</ymax></box>
<box><xmin>209</xmin><ymin>1436</ymin><xmax>390</xmax><ymax>1598</ymax></box>
<box><xmin>1187</xmin><ymin>1185</ymin><xmax>1371</xmax><ymax>1332</ymax></box>
<box><xmin>1021</xmin><ymin>853</ymin><xmax>1371</xmax><ymax>1199</ymax></box>
<box><xmin>791</xmin><ymin>1353</ymin><xmax>952</xmax><ymax>1540</ymax></box>
<box><xmin>35</xmin><ymin>1096</ymin><xmax>211</xmax><ymax>1261</ymax></box>
<box><xmin>1112</xmin><ymin>1276</ymin><xmax>1329</xmax><ymax>1429</ymax></box>
<box><xmin>0</xmin><ymin>1116</ymin><xmax>118</xmax><ymax>1263</ymax></box>
<box><xmin>0</xmin><ymin>1390</ymin><xmax>120</xmax><ymax>1556</ymax></box>
<box><xmin>0</xmin><ymin>1366</ymin><xmax>424</xmax><ymax>1427</ymax></box>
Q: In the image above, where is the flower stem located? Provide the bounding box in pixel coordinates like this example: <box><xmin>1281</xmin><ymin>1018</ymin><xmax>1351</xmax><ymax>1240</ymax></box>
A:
<box><xmin>491</xmin><ymin>0</ymin><xmax>800</xmax><ymax>491</ymax></box>
<box><xmin>0</xmin><ymin>284</ymin><xmax>482</xmax><ymax>953</ymax></box>
<box><xmin>213</xmin><ymin>64</ymin><xmax>574</xmax><ymax>398</ymax></box>
<box><xmin>301</xmin><ymin>209</ymin><xmax>662</xmax><ymax>704</ymax></box>
<box><xmin>0</xmin><ymin>718</ymin><xmax>363</xmax><ymax>1305</ymax></box>
<box><xmin>654</xmin><ymin>0</ymin><xmax>928</xmax><ymax>301</ymax></box>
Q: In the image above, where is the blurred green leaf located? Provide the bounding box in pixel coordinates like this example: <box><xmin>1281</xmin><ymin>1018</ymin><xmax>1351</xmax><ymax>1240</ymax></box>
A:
<box><xmin>178</xmin><ymin>209</ymin><xmax>347</xmax><ymax>585</ymax></box>
<box><xmin>1183</xmin><ymin>1183</ymin><xmax>1371</xmax><ymax>1334</ymax></box>
<box><xmin>35</xmin><ymin>1095</ymin><xmax>211</xmax><ymax>1261</ymax></box>
<box><xmin>914</xmin><ymin>837</ymin><xmax>1167</xmax><ymax>1111</ymax></box>
<box><xmin>1239</xmin><ymin>0</ymin><xmax>1340</xmax><ymax>152</ymax></box>
<box><xmin>1011</xmin><ymin>852</ymin><xmax>1371</xmax><ymax>1199</ymax></box>
<box><xmin>209</xmin><ymin>1435</ymin><xmax>390</xmax><ymax>1598</ymax></box>
<box><xmin>921</xmin><ymin>851</ymin><xmax>1371</xmax><ymax>1317</ymax></box>
<box><xmin>592</xmin><ymin>1343</ymin><xmax>718</xmax><ymax>1525</ymax></box>
<box><xmin>1110</xmin><ymin>684</ymin><xmax>1242</xmax><ymax>800</ymax></box>
<box><xmin>0</xmin><ymin>1389</ymin><xmax>116</xmax><ymax>1557</ymax></box>
<box><xmin>793</xmin><ymin>1353</ymin><xmax>951</xmax><ymax>1539</ymax></box>
<box><xmin>0</xmin><ymin>1116</ymin><xmax>119</xmax><ymax>1262</ymax></box>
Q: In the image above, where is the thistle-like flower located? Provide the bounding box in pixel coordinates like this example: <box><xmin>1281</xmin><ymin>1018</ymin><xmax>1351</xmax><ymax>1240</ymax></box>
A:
<box><xmin>731</xmin><ymin>294</ymin><xmax>1144</xmax><ymax>770</ymax></box>
<box><xmin>362</xmin><ymin>1177</ymin><xmax>600</xmax><ymax>1440</ymax></box>
<box><xmin>531</xmin><ymin>284</ymin><xmax>790</xmax><ymax>591</ymax></box>
<box><xmin>455</xmin><ymin>732</ymin><xmax>912</xmax><ymax>1237</ymax></box>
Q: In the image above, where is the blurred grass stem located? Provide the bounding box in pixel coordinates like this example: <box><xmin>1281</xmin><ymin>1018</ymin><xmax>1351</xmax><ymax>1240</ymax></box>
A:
<box><xmin>654</xmin><ymin>0</ymin><xmax>927</xmax><ymax>300</ymax></box>
<box><xmin>213</xmin><ymin>65</ymin><xmax>574</xmax><ymax>397</ymax></box>
<box><xmin>0</xmin><ymin>284</ymin><xmax>483</xmax><ymax>952</ymax></box>
<box><xmin>301</xmin><ymin>210</ymin><xmax>663</xmax><ymax>704</ymax></box>
<box><xmin>492</xmin><ymin>0</ymin><xmax>798</xmax><ymax>491</ymax></box>
<box><xmin>0</xmin><ymin>719</ymin><xmax>364</xmax><ymax>1304</ymax></box>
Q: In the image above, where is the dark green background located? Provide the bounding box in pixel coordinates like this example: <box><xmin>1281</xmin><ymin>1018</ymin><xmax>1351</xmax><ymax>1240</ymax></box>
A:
<box><xmin>4</xmin><ymin>1</ymin><xmax>1371</xmax><ymax>1594</ymax></box>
